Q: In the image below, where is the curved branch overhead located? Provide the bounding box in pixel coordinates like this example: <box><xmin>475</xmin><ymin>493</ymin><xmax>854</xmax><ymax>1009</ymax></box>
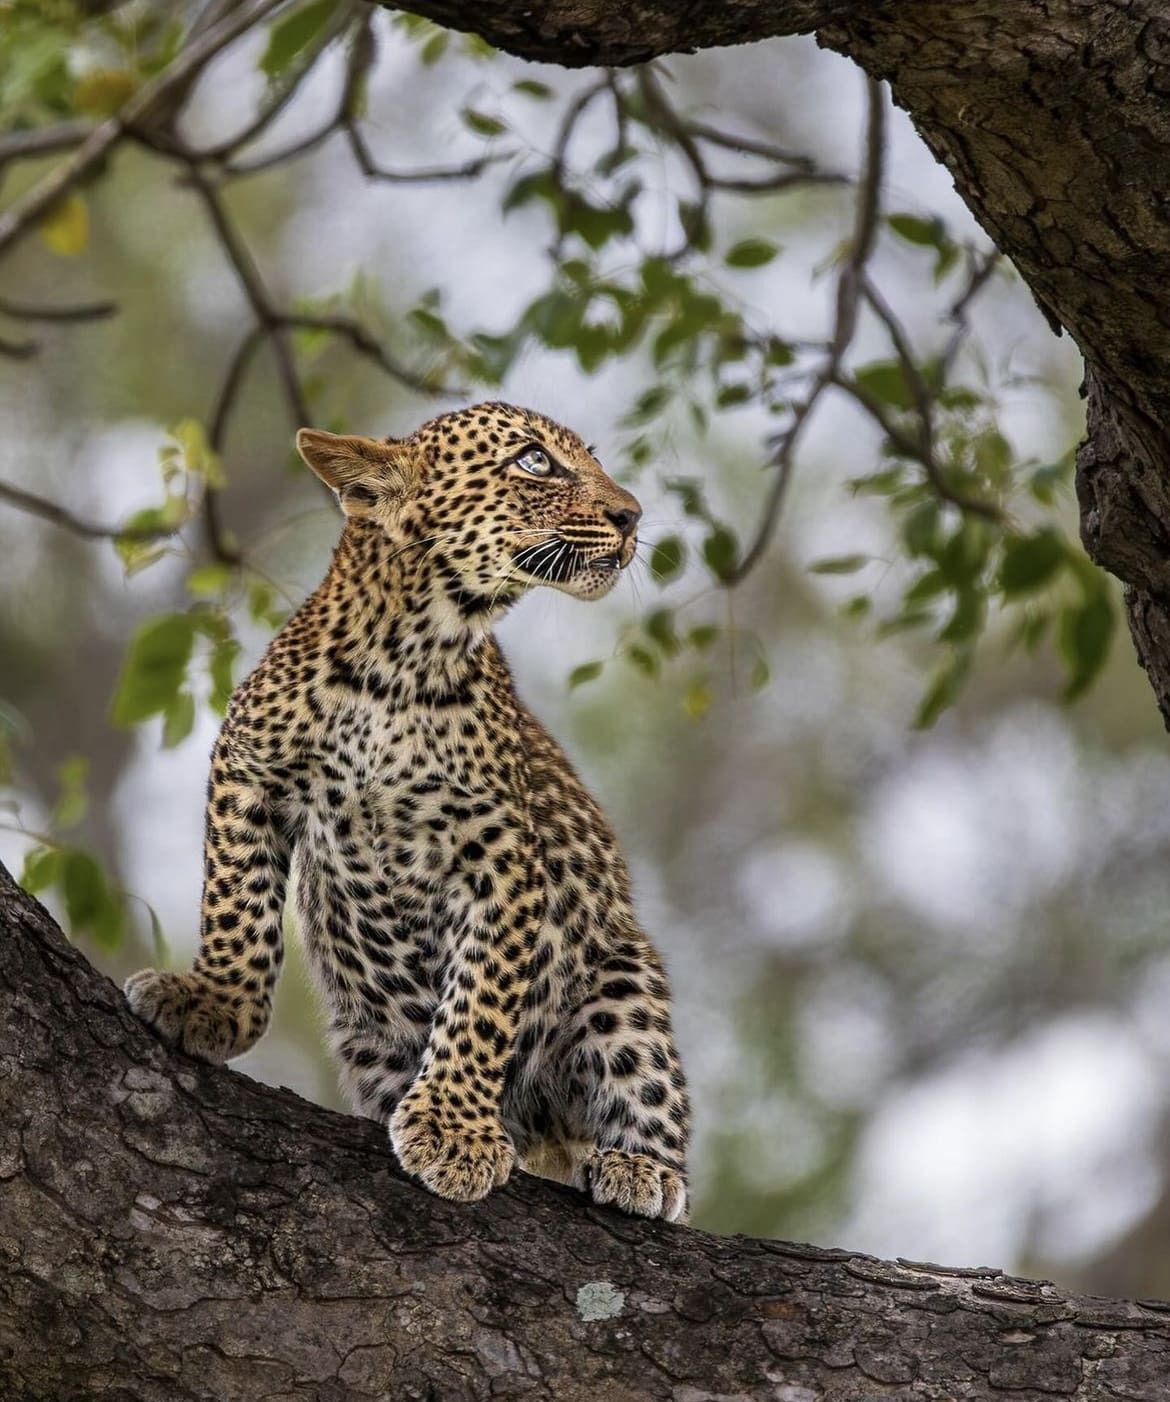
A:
<box><xmin>4</xmin><ymin>863</ymin><xmax>1170</xmax><ymax>1400</ymax></box>
<box><xmin>375</xmin><ymin>0</ymin><xmax>1170</xmax><ymax>729</ymax></box>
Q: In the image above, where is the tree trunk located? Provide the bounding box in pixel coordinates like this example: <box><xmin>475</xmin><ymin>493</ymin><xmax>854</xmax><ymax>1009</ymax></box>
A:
<box><xmin>378</xmin><ymin>0</ymin><xmax>1170</xmax><ymax>730</ymax></box>
<box><xmin>3</xmin><ymin>863</ymin><xmax>1170</xmax><ymax>1399</ymax></box>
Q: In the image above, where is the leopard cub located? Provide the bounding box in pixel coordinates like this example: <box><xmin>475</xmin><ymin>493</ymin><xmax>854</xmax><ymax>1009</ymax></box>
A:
<box><xmin>126</xmin><ymin>402</ymin><xmax>689</xmax><ymax>1220</ymax></box>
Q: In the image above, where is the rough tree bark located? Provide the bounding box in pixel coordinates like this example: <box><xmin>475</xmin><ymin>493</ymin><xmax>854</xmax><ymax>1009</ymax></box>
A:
<box><xmin>383</xmin><ymin>0</ymin><xmax>1170</xmax><ymax>731</ymax></box>
<box><xmin>5</xmin><ymin>864</ymin><xmax>1170</xmax><ymax>1400</ymax></box>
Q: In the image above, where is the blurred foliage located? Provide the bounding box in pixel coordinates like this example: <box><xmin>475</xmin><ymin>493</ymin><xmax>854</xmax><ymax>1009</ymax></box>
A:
<box><xmin>3</xmin><ymin>0</ymin><xmax>1164</xmax><ymax>1294</ymax></box>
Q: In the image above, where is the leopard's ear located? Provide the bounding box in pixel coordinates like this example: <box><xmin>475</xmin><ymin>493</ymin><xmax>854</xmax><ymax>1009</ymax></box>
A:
<box><xmin>295</xmin><ymin>429</ymin><xmax>419</xmax><ymax>514</ymax></box>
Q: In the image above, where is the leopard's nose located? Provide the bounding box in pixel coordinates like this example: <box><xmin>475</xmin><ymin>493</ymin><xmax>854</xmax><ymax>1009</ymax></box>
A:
<box><xmin>605</xmin><ymin>505</ymin><xmax>642</xmax><ymax>539</ymax></box>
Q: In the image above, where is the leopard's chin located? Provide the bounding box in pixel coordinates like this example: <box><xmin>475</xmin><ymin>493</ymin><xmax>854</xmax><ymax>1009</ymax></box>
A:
<box><xmin>557</xmin><ymin>560</ymin><xmax>623</xmax><ymax>601</ymax></box>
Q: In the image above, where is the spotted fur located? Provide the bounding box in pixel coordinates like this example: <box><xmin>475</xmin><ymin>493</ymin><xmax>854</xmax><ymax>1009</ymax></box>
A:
<box><xmin>125</xmin><ymin>402</ymin><xmax>690</xmax><ymax>1220</ymax></box>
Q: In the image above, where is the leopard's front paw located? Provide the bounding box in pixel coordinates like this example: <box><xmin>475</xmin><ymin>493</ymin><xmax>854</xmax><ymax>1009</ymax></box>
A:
<box><xmin>389</xmin><ymin>1086</ymin><xmax>515</xmax><ymax>1202</ymax></box>
<box><xmin>577</xmin><ymin>1147</ymin><xmax>688</xmax><ymax>1223</ymax></box>
<box><xmin>124</xmin><ymin>969</ymin><xmax>262</xmax><ymax>1063</ymax></box>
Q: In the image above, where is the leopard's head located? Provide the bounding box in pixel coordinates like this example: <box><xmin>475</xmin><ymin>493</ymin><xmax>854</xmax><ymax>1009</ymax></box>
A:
<box><xmin>296</xmin><ymin>401</ymin><xmax>641</xmax><ymax>605</ymax></box>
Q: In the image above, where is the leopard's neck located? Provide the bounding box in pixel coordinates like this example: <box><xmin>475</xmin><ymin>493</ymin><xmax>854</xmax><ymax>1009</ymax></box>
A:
<box><xmin>289</xmin><ymin>518</ymin><xmax>515</xmax><ymax>704</ymax></box>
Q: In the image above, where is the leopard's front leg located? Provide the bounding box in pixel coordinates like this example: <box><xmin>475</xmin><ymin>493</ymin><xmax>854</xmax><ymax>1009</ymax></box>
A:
<box><xmin>390</xmin><ymin>805</ymin><xmax>545</xmax><ymax>1203</ymax></box>
<box><xmin>125</xmin><ymin>751</ymin><xmax>290</xmax><ymax>1062</ymax></box>
<box><xmin>558</xmin><ymin>944</ymin><xmax>691</xmax><ymax>1223</ymax></box>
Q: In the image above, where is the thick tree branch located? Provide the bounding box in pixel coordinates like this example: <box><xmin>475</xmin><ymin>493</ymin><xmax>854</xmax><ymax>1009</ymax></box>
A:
<box><xmin>370</xmin><ymin>0</ymin><xmax>855</xmax><ymax>67</ymax></box>
<box><xmin>2</xmin><ymin>861</ymin><xmax>1169</xmax><ymax>1400</ymax></box>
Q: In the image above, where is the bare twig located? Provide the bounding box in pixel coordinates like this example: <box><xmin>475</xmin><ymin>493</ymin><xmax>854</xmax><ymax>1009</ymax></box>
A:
<box><xmin>0</xmin><ymin>121</ymin><xmax>96</xmax><ymax>166</ymax></box>
<box><xmin>0</xmin><ymin>0</ymin><xmax>285</xmax><ymax>259</ymax></box>
<box><xmin>0</xmin><ymin>295</ymin><xmax>117</xmax><ymax>323</ymax></box>
<box><xmin>181</xmin><ymin>164</ymin><xmax>312</xmax><ymax>431</ymax></box>
<box><xmin>343</xmin><ymin>125</ymin><xmax>510</xmax><ymax>185</ymax></box>
<box><xmin>706</xmin><ymin>171</ymin><xmax>847</xmax><ymax>195</ymax></box>
<box><xmin>726</xmin><ymin>75</ymin><xmax>886</xmax><ymax>586</ymax></box>
<box><xmin>0</xmin><ymin>335</ymin><xmax>38</xmax><ymax>359</ymax></box>
<box><xmin>942</xmin><ymin>248</ymin><xmax>1001</xmax><ymax>373</ymax></box>
<box><xmin>686</xmin><ymin>120</ymin><xmax>819</xmax><ymax>172</ymax></box>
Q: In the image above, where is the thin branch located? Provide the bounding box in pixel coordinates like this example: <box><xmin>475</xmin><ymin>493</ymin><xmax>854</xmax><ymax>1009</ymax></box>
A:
<box><xmin>0</xmin><ymin>334</ymin><xmax>38</xmax><ymax>359</ymax></box>
<box><xmin>707</xmin><ymin>170</ymin><xmax>847</xmax><ymax>195</ymax></box>
<box><xmin>0</xmin><ymin>0</ymin><xmax>285</xmax><ymax>260</ymax></box>
<box><xmin>0</xmin><ymin>295</ymin><xmax>117</xmax><ymax>323</ymax></box>
<box><xmin>342</xmin><ymin>125</ymin><xmax>510</xmax><ymax>184</ymax></box>
<box><xmin>860</xmin><ymin>273</ymin><xmax>1004</xmax><ymax>522</ymax></box>
<box><xmin>831</xmin><ymin>371</ymin><xmax>1003</xmax><ymax>521</ymax></box>
<box><xmin>0</xmin><ymin>480</ymin><xmax>179</xmax><ymax>543</ymax></box>
<box><xmin>0</xmin><ymin>121</ymin><xmax>96</xmax><ymax>166</ymax></box>
<box><xmin>180</xmin><ymin>164</ymin><xmax>312</xmax><ymax>430</ymax></box>
<box><xmin>861</xmin><ymin>274</ymin><xmax>936</xmax><ymax>431</ymax></box>
<box><xmin>726</xmin><ymin>75</ymin><xmax>886</xmax><ymax>587</ymax></box>
<box><xmin>942</xmin><ymin>248</ymin><xmax>1001</xmax><ymax>373</ymax></box>
<box><xmin>686</xmin><ymin>120</ymin><xmax>820</xmax><ymax>171</ymax></box>
<box><xmin>195</xmin><ymin>1</ymin><xmax>360</xmax><ymax>162</ymax></box>
<box><xmin>274</xmin><ymin>311</ymin><xmax>460</xmax><ymax>396</ymax></box>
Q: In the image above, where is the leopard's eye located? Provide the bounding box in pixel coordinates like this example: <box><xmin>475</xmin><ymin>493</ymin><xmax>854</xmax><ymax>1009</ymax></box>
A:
<box><xmin>515</xmin><ymin>446</ymin><xmax>553</xmax><ymax>477</ymax></box>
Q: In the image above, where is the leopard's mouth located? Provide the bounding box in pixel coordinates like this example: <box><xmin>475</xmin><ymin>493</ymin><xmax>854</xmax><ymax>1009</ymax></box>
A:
<box><xmin>512</xmin><ymin>539</ymin><xmax>628</xmax><ymax>584</ymax></box>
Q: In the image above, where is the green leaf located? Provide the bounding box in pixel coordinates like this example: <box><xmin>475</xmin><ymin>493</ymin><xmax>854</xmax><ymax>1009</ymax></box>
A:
<box><xmin>53</xmin><ymin>756</ymin><xmax>89</xmax><ymax>831</ymax></box>
<box><xmin>20</xmin><ymin>846</ymin><xmax>61</xmax><ymax>896</ymax></box>
<box><xmin>902</xmin><ymin>501</ymin><xmax>941</xmax><ymax>557</ymax></box>
<box><xmin>625</xmin><ymin>644</ymin><xmax>659</xmax><ymax>678</ymax></box>
<box><xmin>209</xmin><ymin>637</ymin><xmax>241</xmax><ymax>715</ymax></box>
<box><xmin>715</xmin><ymin>383</ymin><xmax>752</xmax><ymax>408</ymax></box>
<box><xmin>999</xmin><ymin>529</ymin><xmax>1066</xmax><ymax>598</ymax></box>
<box><xmin>624</xmin><ymin>385</ymin><xmax>671</xmax><ymax>426</ymax></box>
<box><xmin>1029</xmin><ymin>460</ymin><xmax>1071</xmax><ymax>505</ymax></box>
<box><xmin>162</xmin><ymin>691</ymin><xmax>196</xmax><ymax>749</ymax></box>
<box><xmin>462</xmin><ymin>108</ymin><xmax>506</xmax><ymax>138</ymax></box>
<box><xmin>683</xmin><ymin>680</ymin><xmax>713</xmax><ymax>719</ymax></box>
<box><xmin>525</xmin><ymin>289</ymin><xmax>581</xmax><ymax>349</ymax></box>
<box><xmin>974</xmin><ymin>428</ymin><xmax>1013</xmax><ymax>483</ymax></box>
<box><xmin>1059</xmin><ymin>585</ymin><xmax>1115</xmax><ymax>699</ymax></box>
<box><xmin>888</xmin><ymin>213</ymin><xmax>944</xmax><ymax>247</ymax></box>
<box><xmin>765</xmin><ymin>338</ymin><xmax>795</xmax><ymax>367</ymax></box>
<box><xmin>809</xmin><ymin>554</ymin><xmax>869</xmax><ymax>575</ymax></box>
<box><xmin>702</xmin><ymin>526</ymin><xmax>739</xmax><ymax>581</ymax></box>
<box><xmin>645</xmin><ymin>608</ymin><xmax>680</xmax><ymax>657</ymax></box>
<box><xmin>186</xmin><ymin>563</ymin><xmax>234</xmax><ymax>599</ymax></box>
<box><xmin>903</xmin><ymin>569</ymin><xmax>949</xmax><ymax>605</ymax></box>
<box><xmin>111</xmin><ymin>612</ymin><xmax>196</xmax><ymax>726</ymax></box>
<box><xmin>503</xmin><ymin>169</ymin><xmax>560</xmax><ymax>214</ymax></box>
<box><xmin>649</xmin><ymin>536</ymin><xmax>685</xmax><ymax>583</ymax></box>
<box><xmin>938</xmin><ymin>587</ymin><xmax>984</xmax><ymax>644</ymax></box>
<box><xmin>419</xmin><ymin>30</ymin><xmax>448</xmax><ymax>64</ymax></box>
<box><xmin>687</xmin><ymin>624</ymin><xmax>720</xmax><ymax>650</ymax></box>
<box><xmin>854</xmin><ymin>360</ymin><xmax>915</xmax><ymax>411</ymax></box>
<box><xmin>166</xmin><ymin>418</ymin><xmax>223</xmax><ymax>486</ymax></box>
<box><xmin>260</xmin><ymin>0</ymin><xmax>333</xmax><ymax>78</ymax></box>
<box><xmin>513</xmin><ymin>79</ymin><xmax>552</xmax><ymax>99</ymax></box>
<box><xmin>915</xmin><ymin>650</ymin><xmax>972</xmax><ymax>729</ymax></box>
<box><xmin>725</xmin><ymin>239</ymin><xmax>779</xmax><ymax>269</ymax></box>
<box><xmin>569</xmin><ymin>661</ymin><xmax>604</xmax><ymax>689</ymax></box>
<box><xmin>751</xmin><ymin>655</ymin><xmax>771</xmax><ymax>691</ymax></box>
<box><xmin>62</xmin><ymin>849</ymin><xmax>123</xmax><ymax>948</ymax></box>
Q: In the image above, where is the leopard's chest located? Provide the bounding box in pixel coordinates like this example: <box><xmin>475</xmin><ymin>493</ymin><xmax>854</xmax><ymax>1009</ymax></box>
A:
<box><xmin>287</xmin><ymin>696</ymin><xmax>515</xmax><ymax>875</ymax></box>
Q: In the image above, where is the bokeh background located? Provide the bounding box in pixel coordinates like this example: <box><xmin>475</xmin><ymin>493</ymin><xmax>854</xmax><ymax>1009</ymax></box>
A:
<box><xmin>3</xmin><ymin>9</ymin><xmax>1169</xmax><ymax>1299</ymax></box>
